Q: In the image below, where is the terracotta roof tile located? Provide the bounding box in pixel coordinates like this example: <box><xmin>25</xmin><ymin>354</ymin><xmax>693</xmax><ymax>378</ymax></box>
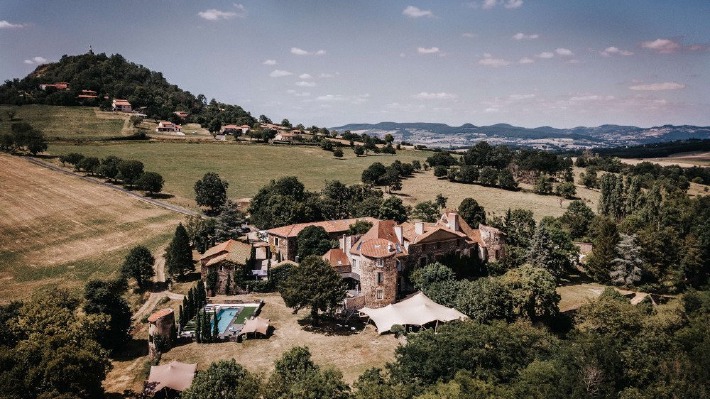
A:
<box><xmin>359</xmin><ymin>238</ymin><xmax>399</xmax><ymax>258</ymax></box>
<box><xmin>148</xmin><ymin>308</ymin><xmax>173</xmax><ymax>323</ymax></box>
<box><xmin>322</xmin><ymin>248</ymin><xmax>350</xmax><ymax>267</ymax></box>
<box><xmin>267</xmin><ymin>217</ymin><xmax>377</xmax><ymax>238</ymax></box>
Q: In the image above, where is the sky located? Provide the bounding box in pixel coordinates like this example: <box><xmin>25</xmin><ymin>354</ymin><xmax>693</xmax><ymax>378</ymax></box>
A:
<box><xmin>1</xmin><ymin>0</ymin><xmax>709</xmax><ymax>128</ymax></box>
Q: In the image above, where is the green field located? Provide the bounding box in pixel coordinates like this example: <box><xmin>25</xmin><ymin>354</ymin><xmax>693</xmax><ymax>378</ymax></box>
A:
<box><xmin>48</xmin><ymin>142</ymin><xmax>429</xmax><ymax>206</ymax></box>
<box><xmin>0</xmin><ymin>104</ymin><xmax>126</xmax><ymax>140</ymax></box>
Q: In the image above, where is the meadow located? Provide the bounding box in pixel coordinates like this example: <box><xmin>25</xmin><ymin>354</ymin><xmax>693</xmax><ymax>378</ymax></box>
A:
<box><xmin>0</xmin><ymin>104</ymin><xmax>127</xmax><ymax>140</ymax></box>
<box><xmin>0</xmin><ymin>153</ymin><xmax>183</xmax><ymax>302</ymax></box>
<box><xmin>48</xmin><ymin>142</ymin><xmax>429</xmax><ymax>208</ymax></box>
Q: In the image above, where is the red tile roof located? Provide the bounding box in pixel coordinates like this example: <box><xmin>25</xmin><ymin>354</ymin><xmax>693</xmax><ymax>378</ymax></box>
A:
<box><xmin>148</xmin><ymin>308</ymin><xmax>174</xmax><ymax>323</ymax></box>
<box><xmin>267</xmin><ymin>217</ymin><xmax>378</xmax><ymax>238</ymax></box>
<box><xmin>359</xmin><ymin>238</ymin><xmax>398</xmax><ymax>258</ymax></box>
<box><xmin>322</xmin><ymin>248</ymin><xmax>350</xmax><ymax>267</ymax></box>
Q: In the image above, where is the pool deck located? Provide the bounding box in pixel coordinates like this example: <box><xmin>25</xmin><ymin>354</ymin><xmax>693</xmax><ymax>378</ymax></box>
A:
<box><xmin>205</xmin><ymin>302</ymin><xmax>262</xmax><ymax>340</ymax></box>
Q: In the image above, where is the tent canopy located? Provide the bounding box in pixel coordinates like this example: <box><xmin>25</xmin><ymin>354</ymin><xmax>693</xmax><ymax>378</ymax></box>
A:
<box><xmin>147</xmin><ymin>361</ymin><xmax>197</xmax><ymax>392</ymax></box>
<box><xmin>360</xmin><ymin>292</ymin><xmax>467</xmax><ymax>334</ymax></box>
<box><xmin>241</xmin><ymin>317</ymin><xmax>270</xmax><ymax>336</ymax></box>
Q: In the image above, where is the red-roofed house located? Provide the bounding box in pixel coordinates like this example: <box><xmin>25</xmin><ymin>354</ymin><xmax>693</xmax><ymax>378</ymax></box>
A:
<box><xmin>200</xmin><ymin>240</ymin><xmax>253</xmax><ymax>295</ymax></box>
<box><xmin>155</xmin><ymin>121</ymin><xmax>182</xmax><ymax>133</ymax></box>
<box><xmin>267</xmin><ymin>217</ymin><xmax>378</xmax><ymax>262</ymax></box>
<box><xmin>39</xmin><ymin>82</ymin><xmax>69</xmax><ymax>91</ymax></box>
<box><xmin>266</xmin><ymin>212</ymin><xmax>502</xmax><ymax>309</ymax></box>
<box><xmin>112</xmin><ymin>99</ymin><xmax>132</xmax><ymax>112</ymax></box>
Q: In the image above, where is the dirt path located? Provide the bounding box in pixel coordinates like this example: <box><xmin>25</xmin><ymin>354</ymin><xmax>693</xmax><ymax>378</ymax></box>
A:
<box><xmin>25</xmin><ymin>156</ymin><xmax>201</xmax><ymax>217</ymax></box>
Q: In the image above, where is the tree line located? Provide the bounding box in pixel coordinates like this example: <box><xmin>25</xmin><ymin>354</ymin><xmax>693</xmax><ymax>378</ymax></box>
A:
<box><xmin>59</xmin><ymin>152</ymin><xmax>165</xmax><ymax>195</ymax></box>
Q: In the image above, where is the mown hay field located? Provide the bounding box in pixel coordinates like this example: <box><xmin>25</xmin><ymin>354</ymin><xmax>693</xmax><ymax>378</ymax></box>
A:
<box><xmin>0</xmin><ymin>104</ymin><xmax>127</xmax><ymax>140</ymax></box>
<box><xmin>48</xmin><ymin>142</ymin><xmax>430</xmax><ymax>208</ymax></box>
<box><xmin>0</xmin><ymin>153</ymin><xmax>183</xmax><ymax>302</ymax></box>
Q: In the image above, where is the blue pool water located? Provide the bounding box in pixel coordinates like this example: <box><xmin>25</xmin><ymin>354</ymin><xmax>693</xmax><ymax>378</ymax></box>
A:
<box><xmin>212</xmin><ymin>308</ymin><xmax>239</xmax><ymax>334</ymax></box>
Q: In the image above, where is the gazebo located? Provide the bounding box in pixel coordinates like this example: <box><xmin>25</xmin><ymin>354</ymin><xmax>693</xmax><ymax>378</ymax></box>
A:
<box><xmin>146</xmin><ymin>361</ymin><xmax>197</xmax><ymax>395</ymax></box>
<box><xmin>360</xmin><ymin>292</ymin><xmax>467</xmax><ymax>334</ymax></box>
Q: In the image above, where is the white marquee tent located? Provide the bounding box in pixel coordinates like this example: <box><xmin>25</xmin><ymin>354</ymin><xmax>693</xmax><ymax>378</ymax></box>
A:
<box><xmin>147</xmin><ymin>361</ymin><xmax>197</xmax><ymax>393</ymax></box>
<box><xmin>360</xmin><ymin>292</ymin><xmax>468</xmax><ymax>334</ymax></box>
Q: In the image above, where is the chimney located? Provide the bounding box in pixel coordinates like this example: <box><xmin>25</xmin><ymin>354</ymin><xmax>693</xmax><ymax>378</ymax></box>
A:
<box><xmin>394</xmin><ymin>225</ymin><xmax>403</xmax><ymax>245</ymax></box>
<box><xmin>448</xmin><ymin>213</ymin><xmax>459</xmax><ymax>232</ymax></box>
<box><xmin>415</xmin><ymin>222</ymin><xmax>425</xmax><ymax>235</ymax></box>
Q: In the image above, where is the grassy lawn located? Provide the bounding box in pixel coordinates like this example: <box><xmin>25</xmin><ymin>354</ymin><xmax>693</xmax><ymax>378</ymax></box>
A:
<box><xmin>0</xmin><ymin>104</ymin><xmax>127</xmax><ymax>140</ymax></box>
<box><xmin>0</xmin><ymin>153</ymin><xmax>183</xmax><ymax>302</ymax></box>
<box><xmin>397</xmin><ymin>167</ymin><xmax>600</xmax><ymax>221</ymax></box>
<box><xmin>47</xmin><ymin>142</ymin><xmax>430</xmax><ymax>207</ymax></box>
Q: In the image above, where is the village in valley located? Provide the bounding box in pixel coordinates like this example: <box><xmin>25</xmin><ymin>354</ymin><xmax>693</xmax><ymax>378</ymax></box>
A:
<box><xmin>1</xmin><ymin>2</ymin><xmax>709</xmax><ymax>399</ymax></box>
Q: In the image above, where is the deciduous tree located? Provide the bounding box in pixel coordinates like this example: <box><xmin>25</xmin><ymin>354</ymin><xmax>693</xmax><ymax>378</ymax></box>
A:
<box><xmin>194</xmin><ymin>172</ymin><xmax>229</xmax><ymax>214</ymax></box>
<box><xmin>279</xmin><ymin>256</ymin><xmax>346</xmax><ymax>324</ymax></box>
<box><xmin>121</xmin><ymin>245</ymin><xmax>155</xmax><ymax>290</ymax></box>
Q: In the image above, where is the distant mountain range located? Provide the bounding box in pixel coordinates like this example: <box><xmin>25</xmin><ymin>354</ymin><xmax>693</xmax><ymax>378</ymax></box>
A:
<box><xmin>330</xmin><ymin>122</ymin><xmax>710</xmax><ymax>150</ymax></box>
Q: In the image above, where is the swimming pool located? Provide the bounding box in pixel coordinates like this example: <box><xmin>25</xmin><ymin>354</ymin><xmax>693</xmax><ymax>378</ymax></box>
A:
<box><xmin>213</xmin><ymin>307</ymin><xmax>240</xmax><ymax>334</ymax></box>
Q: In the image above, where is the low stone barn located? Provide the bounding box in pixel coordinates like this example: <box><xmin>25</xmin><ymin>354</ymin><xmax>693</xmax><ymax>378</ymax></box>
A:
<box><xmin>200</xmin><ymin>239</ymin><xmax>252</xmax><ymax>296</ymax></box>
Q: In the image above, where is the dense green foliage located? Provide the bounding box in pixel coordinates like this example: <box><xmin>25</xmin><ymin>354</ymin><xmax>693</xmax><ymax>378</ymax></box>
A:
<box><xmin>279</xmin><ymin>256</ymin><xmax>346</xmax><ymax>324</ymax></box>
<box><xmin>165</xmin><ymin>223</ymin><xmax>194</xmax><ymax>279</ymax></box>
<box><xmin>0</xmin><ymin>122</ymin><xmax>47</xmax><ymax>155</ymax></box>
<box><xmin>181</xmin><ymin>359</ymin><xmax>261</xmax><ymax>399</ymax></box>
<box><xmin>194</xmin><ymin>172</ymin><xmax>229</xmax><ymax>214</ymax></box>
<box><xmin>0</xmin><ymin>288</ymin><xmax>112</xmax><ymax>399</ymax></box>
<box><xmin>120</xmin><ymin>245</ymin><xmax>155</xmax><ymax>290</ymax></box>
<box><xmin>0</xmin><ymin>52</ymin><xmax>256</xmax><ymax>124</ymax></box>
<box><xmin>296</xmin><ymin>226</ymin><xmax>334</xmax><ymax>260</ymax></box>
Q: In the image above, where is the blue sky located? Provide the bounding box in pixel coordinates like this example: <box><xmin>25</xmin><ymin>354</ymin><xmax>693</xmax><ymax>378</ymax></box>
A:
<box><xmin>1</xmin><ymin>1</ymin><xmax>708</xmax><ymax>128</ymax></box>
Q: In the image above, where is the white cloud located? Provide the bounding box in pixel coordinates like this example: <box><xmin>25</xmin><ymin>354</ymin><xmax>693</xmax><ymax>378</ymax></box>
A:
<box><xmin>403</xmin><ymin>6</ymin><xmax>433</xmax><ymax>18</ymax></box>
<box><xmin>629</xmin><ymin>82</ymin><xmax>685</xmax><ymax>91</ymax></box>
<box><xmin>319</xmin><ymin>73</ymin><xmax>336</xmax><ymax>78</ymax></box>
<box><xmin>484</xmin><ymin>107</ymin><xmax>500</xmax><ymax>113</ymax></box>
<box><xmin>482</xmin><ymin>0</ymin><xmax>498</xmax><ymax>9</ymax></box>
<box><xmin>413</xmin><ymin>92</ymin><xmax>457</xmax><ymax>100</ymax></box>
<box><xmin>504</xmin><ymin>0</ymin><xmax>524</xmax><ymax>9</ymax></box>
<box><xmin>269</xmin><ymin>69</ymin><xmax>292</xmax><ymax>78</ymax></box>
<box><xmin>479</xmin><ymin>53</ymin><xmax>510</xmax><ymax>67</ymax></box>
<box><xmin>295</xmin><ymin>81</ymin><xmax>316</xmax><ymax>87</ymax></box>
<box><xmin>417</xmin><ymin>47</ymin><xmax>440</xmax><ymax>54</ymax></box>
<box><xmin>555</xmin><ymin>48</ymin><xmax>573</xmax><ymax>56</ymax></box>
<box><xmin>512</xmin><ymin>32</ymin><xmax>538</xmax><ymax>40</ymax></box>
<box><xmin>291</xmin><ymin>47</ymin><xmax>326</xmax><ymax>56</ymax></box>
<box><xmin>600</xmin><ymin>46</ymin><xmax>633</xmax><ymax>57</ymax></box>
<box><xmin>299</xmin><ymin>73</ymin><xmax>313</xmax><ymax>80</ymax></box>
<box><xmin>642</xmin><ymin>38</ymin><xmax>681</xmax><ymax>53</ymax></box>
<box><xmin>509</xmin><ymin>94</ymin><xmax>535</xmax><ymax>100</ymax></box>
<box><xmin>23</xmin><ymin>56</ymin><xmax>47</xmax><ymax>65</ymax></box>
<box><xmin>316</xmin><ymin>94</ymin><xmax>369</xmax><ymax>104</ymax></box>
<box><xmin>263</xmin><ymin>59</ymin><xmax>277</xmax><ymax>65</ymax></box>
<box><xmin>291</xmin><ymin>47</ymin><xmax>309</xmax><ymax>56</ymax></box>
<box><xmin>0</xmin><ymin>20</ymin><xmax>25</xmax><ymax>29</ymax></box>
<box><xmin>287</xmin><ymin>89</ymin><xmax>311</xmax><ymax>97</ymax></box>
<box><xmin>570</xmin><ymin>95</ymin><xmax>615</xmax><ymax>102</ymax></box>
<box><xmin>198</xmin><ymin>4</ymin><xmax>246</xmax><ymax>21</ymax></box>
<box><xmin>462</xmin><ymin>32</ymin><xmax>477</xmax><ymax>38</ymax></box>
<box><xmin>519</xmin><ymin>57</ymin><xmax>535</xmax><ymax>64</ymax></box>
<box><xmin>478</xmin><ymin>0</ymin><xmax>523</xmax><ymax>10</ymax></box>
<box><xmin>537</xmin><ymin>51</ymin><xmax>554</xmax><ymax>59</ymax></box>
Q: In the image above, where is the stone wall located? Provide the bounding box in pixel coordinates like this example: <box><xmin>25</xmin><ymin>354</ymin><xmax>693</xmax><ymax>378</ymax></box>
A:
<box><xmin>359</xmin><ymin>255</ymin><xmax>399</xmax><ymax>308</ymax></box>
<box><xmin>148</xmin><ymin>310</ymin><xmax>175</xmax><ymax>359</ymax></box>
<box><xmin>404</xmin><ymin>237</ymin><xmax>473</xmax><ymax>270</ymax></box>
<box><xmin>201</xmin><ymin>262</ymin><xmax>240</xmax><ymax>295</ymax></box>
<box><xmin>269</xmin><ymin>235</ymin><xmax>296</xmax><ymax>262</ymax></box>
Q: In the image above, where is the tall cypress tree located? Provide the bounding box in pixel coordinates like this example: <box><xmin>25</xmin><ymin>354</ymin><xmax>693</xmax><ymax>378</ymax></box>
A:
<box><xmin>187</xmin><ymin>288</ymin><xmax>195</xmax><ymax>320</ymax></box>
<box><xmin>195</xmin><ymin>308</ymin><xmax>202</xmax><ymax>343</ymax></box>
<box><xmin>212</xmin><ymin>309</ymin><xmax>220</xmax><ymax>341</ymax></box>
<box><xmin>166</xmin><ymin>223</ymin><xmax>194</xmax><ymax>280</ymax></box>
<box><xmin>587</xmin><ymin>216</ymin><xmax>620</xmax><ymax>282</ymax></box>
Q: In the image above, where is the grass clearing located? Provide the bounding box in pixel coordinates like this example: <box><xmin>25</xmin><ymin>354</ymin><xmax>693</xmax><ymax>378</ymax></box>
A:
<box><xmin>397</xmin><ymin>167</ymin><xmax>600</xmax><ymax>221</ymax></box>
<box><xmin>0</xmin><ymin>153</ymin><xmax>183</xmax><ymax>302</ymax></box>
<box><xmin>0</xmin><ymin>104</ymin><xmax>127</xmax><ymax>140</ymax></box>
<box><xmin>48</xmin><ymin>142</ymin><xmax>429</xmax><ymax>207</ymax></box>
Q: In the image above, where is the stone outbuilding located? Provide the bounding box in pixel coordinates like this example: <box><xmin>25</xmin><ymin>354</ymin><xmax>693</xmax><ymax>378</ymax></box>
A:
<box><xmin>200</xmin><ymin>239</ymin><xmax>253</xmax><ymax>296</ymax></box>
<box><xmin>147</xmin><ymin>308</ymin><xmax>175</xmax><ymax>358</ymax></box>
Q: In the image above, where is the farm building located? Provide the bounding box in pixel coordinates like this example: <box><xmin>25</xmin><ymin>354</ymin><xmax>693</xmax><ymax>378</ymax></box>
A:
<box><xmin>112</xmin><ymin>98</ymin><xmax>132</xmax><ymax>112</ymax></box>
<box><xmin>200</xmin><ymin>239</ymin><xmax>253</xmax><ymax>295</ymax></box>
<box><xmin>147</xmin><ymin>308</ymin><xmax>175</xmax><ymax>358</ymax></box>
<box><xmin>155</xmin><ymin>121</ymin><xmax>182</xmax><ymax>133</ymax></box>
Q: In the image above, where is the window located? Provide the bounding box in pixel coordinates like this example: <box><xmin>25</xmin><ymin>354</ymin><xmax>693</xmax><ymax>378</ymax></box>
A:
<box><xmin>376</xmin><ymin>289</ymin><xmax>384</xmax><ymax>300</ymax></box>
<box><xmin>352</xmin><ymin>259</ymin><xmax>357</xmax><ymax>269</ymax></box>
<box><xmin>274</xmin><ymin>237</ymin><xmax>279</xmax><ymax>246</ymax></box>
<box><xmin>376</xmin><ymin>258</ymin><xmax>384</xmax><ymax>267</ymax></box>
<box><xmin>377</xmin><ymin>272</ymin><xmax>384</xmax><ymax>285</ymax></box>
<box><xmin>396</xmin><ymin>260</ymin><xmax>402</xmax><ymax>271</ymax></box>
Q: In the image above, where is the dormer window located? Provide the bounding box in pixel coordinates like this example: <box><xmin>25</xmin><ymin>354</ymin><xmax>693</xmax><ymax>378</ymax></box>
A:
<box><xmin>376</xmin><ymin>259</ymin><xmax>384</xmax><ymax>267</ymax></box>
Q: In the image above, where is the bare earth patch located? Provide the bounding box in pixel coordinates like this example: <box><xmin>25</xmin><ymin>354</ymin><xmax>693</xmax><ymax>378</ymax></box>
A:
<box><xmin>157</xmin><ymin>293</ymin><xmax>399</xmax><ymax>385</ymax></box>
